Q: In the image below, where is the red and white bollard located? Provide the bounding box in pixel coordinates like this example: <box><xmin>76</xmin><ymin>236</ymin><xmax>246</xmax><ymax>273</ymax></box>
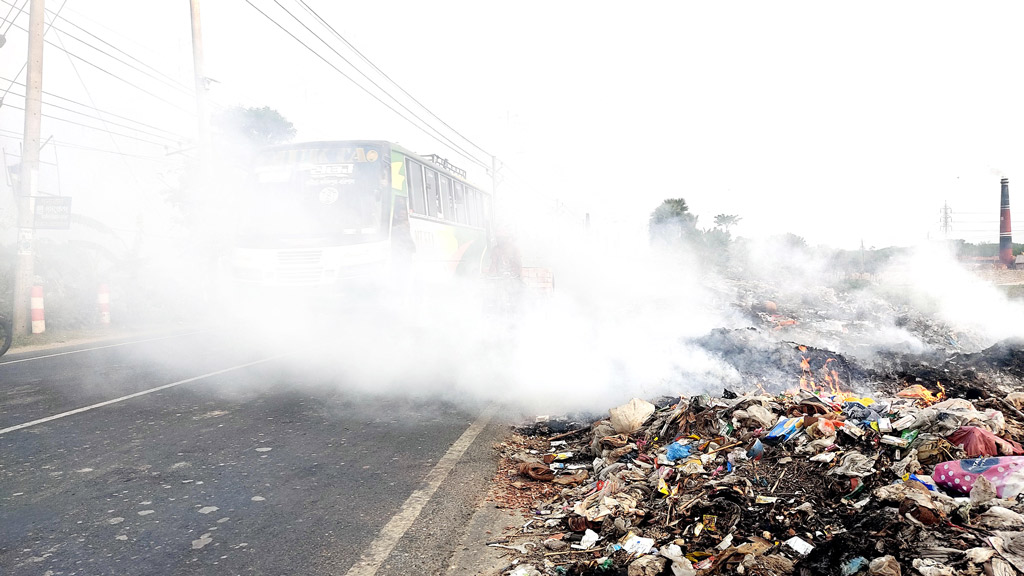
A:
<box><xmin>30</xmin><ymin>285</ymin><xmax>45</xmax><ymax>334</ymax></box>
<box><xmin>97</xmin><ymin>283</ymin><xmax>110</xmax><ymax>325</ymax></box>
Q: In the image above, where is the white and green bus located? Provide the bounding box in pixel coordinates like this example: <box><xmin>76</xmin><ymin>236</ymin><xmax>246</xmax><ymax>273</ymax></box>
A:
<box><xmin>228</xmin><ymin>140</ymin><xmax>493</xmax><ymax>289</ymax></box>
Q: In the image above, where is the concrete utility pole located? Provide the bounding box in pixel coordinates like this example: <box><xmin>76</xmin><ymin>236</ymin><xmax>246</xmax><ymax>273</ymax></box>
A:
<box><xmin>12</xmin><ymin>0</ymin><xmax>45</xmax><ymax>337</ymax></box>
<box><xmin>189</xmin><ymin>0</ymin><xmax>211</xmax><ymax>178</ymax></box>
<box><xmin>490</xmin><ymin>154</ymin><xmax>499</xmax><ymax>232</ymax></box>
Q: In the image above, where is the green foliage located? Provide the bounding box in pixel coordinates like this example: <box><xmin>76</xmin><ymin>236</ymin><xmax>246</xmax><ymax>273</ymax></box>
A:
<box><xmin>163</xmin><ymin>105</ymin><xmax>295</xmax><ymax>225</ymax></box>
<box><xmin>649</xmin><ymin>198</ymin><xmax>699</xmax><ymax>244</ymax></box>
<box><xmin>713</xmin><ymin>214</ymin><xmax>741</xmax><ymax>231</ymax></box>
<box><xmin>214</xmin><ymin>105</ymin><xmax>296</xmax><ymax>148</ymax></box>
<box><xmin>33</xmin><ymin>240</ymin><xmax>102</xmax><ymax>329</ymax></box>
<box><xmin>649</xmin><ymin>199</ymin><xmax>742</xmax><ymax>267</ymax></box>
<box><xmin>0</xmin><ymin>239</ymin><xmax>104</xmax><ymax>330</ymax></box>
<box><xmin>952</xmin><ymin>240</ymin><xmax>1024</xmax><ymax>258</ymax></box>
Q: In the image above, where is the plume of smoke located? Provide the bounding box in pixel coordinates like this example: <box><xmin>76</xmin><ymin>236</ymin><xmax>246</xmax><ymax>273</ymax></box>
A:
<box><xmin>875</xmin><ymin>242</ymin><xmax>1024</xmax><ymax>346</ymax></box>
<box><xmin>212</xmin><ymin>211</ymin><xmax>747</xmax><ymax>416</ymax></box>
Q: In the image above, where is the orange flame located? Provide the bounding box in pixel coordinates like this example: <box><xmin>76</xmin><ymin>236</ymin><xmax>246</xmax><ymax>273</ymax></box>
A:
<box><xmin>896</xmin><ymin>383</ymin><xmax>943</xmax><ymax>405</ymax></box>
<box><xmin>796</xmin><ymin>354</ymin><xmax>850</xmax><ymax>396</ymax></box>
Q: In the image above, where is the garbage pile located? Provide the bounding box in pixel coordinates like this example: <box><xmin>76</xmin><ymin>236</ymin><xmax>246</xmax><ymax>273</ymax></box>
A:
<box><xmin>490</xmin><ymin>383</ymin><xmax>1024</xmax><ymax>575</ymax></box>
<box><xmin>734</xmin><ymin>280</ymin><xmax>989</xmax><ymax>359</ymax></box>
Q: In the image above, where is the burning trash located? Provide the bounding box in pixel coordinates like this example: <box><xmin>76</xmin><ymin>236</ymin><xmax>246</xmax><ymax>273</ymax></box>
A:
<box><xmin>486</xmin><ymin>356</ymin><xmax>1024</xmax><ymax>576</ymax></box>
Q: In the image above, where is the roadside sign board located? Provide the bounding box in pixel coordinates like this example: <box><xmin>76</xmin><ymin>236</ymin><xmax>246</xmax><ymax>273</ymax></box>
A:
<box><xmin>33</xmin><ymin>196</ymin><xmax>72</xmax><ymax>229</ymax></box>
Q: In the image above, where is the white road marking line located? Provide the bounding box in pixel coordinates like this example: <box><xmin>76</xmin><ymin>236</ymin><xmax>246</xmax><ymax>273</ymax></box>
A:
<box><xmin>343</xmin><ymin>405</ymin><xmax>497</xmax><ymax>576</ymax></box>
<box><xmin>0</xmin><ymin>354</ymin><xmax>289</xmax><ymax>435</ymax></box>
<box><xmin>0</xmin><ymin>329</ymin><xmax>213</xmax><ymax>366</ymax></box>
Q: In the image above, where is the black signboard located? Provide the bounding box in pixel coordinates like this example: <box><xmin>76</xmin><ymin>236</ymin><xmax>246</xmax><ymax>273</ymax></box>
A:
<box><xmin>34</xmin><ymin>196</ymin><xmax>72</xmax><ymax>229</ymax></box>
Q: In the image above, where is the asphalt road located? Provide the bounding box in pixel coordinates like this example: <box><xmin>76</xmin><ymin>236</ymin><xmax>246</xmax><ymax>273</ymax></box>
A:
<box><xmin>0</xmin><ymin>329</ymin><xmax>506</xmax><ymax>576</ymax></box>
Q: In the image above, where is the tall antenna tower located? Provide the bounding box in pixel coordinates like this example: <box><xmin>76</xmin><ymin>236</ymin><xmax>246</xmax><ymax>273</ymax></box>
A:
<box><xmin>939</xmin><ymin>201</ymin><xmax>953</xmax><ymax>237</ymax></box>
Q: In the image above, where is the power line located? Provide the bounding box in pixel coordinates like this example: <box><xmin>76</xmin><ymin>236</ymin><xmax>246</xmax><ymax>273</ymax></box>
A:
<box><xmin>4</xmin><ymin>19</ymin><xmax>193</xmax><ymax>114</ymax></box>
<box><xmin>263</xmin><ymin>0</ymin><xmax>490</xmax><ymax>170</ymax></box>
<box><xmin>8</xmin><ymin>0</ymin><xmax>191</xmax><ymax>93</ymax></box>
<box><xmin>0</xmin><ymin>148</ymin><xmax>58</xmax><ymax>167</ymax></box>
<box><xmin>294</xmin><ymin>0</ymin><xmax>492</xmax><ymax>160</ymax></box>
<box><xmin>0</xmin><ymin>0</ymin><xmax>193</xmax><ymax>96</ymax></box>
<box><xmin>50</xmin><ymin>13</ymin><xmax>153</xmax><ymax>187</ymax></box>
<box><xmin>242</xmin><ymin>0</ymin><xmax>490</xmax><ymax>171</ymax></box>
<box><xmin>0</xmin><ymin>0</ymin><xmax>25</xmax><ymax>35</ymax></box>
<box><xmin>0</xmin><ymin>0</ymin><xmax>69</xmax><ymax>105</ymax></box>
<box><xmin>0</xmin><ymin>128</ymin><xmax>179</xmax><ymax>162</ymax></box>
<box><xmin>1</xmin><ymin>102</ymin><xmax>178</xmax><ymax>148</ymax></box>
<box><xmin>0</xmin><ymin>76</ymin><xmax>185</xmax><ymax>139</ymax></box>
<box><xmin>2</xmin><ymin>89</ymin><xmax>184</xmax><ymax>143</ymax></box>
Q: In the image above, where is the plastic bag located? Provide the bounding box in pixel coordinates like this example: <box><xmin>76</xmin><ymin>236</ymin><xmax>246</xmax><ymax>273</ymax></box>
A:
<box><xmin>665</xmin><ymin>441</ymin><xmax>692</xmax><ymax>462</ymax></box>
<box><xmin>609</xmin><ymin>398</ymin><xmax>656</xmax><ymax>434</ymax></box>
<box><xmin>829</xmin><ymin>452</ymin><xmax>877</xmax><ymax>477</ymax></box>
<box><xmin>946</xmin><ymin>426</ymin><xmax>1023</xmax><ymax>457</ymax></box>
<box><xmin>933</xmin><ymin>456</ymin><xmax>1024</xmax><ymax>499</ymax></box>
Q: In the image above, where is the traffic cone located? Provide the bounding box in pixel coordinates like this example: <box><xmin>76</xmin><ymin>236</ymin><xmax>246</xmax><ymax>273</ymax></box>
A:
<box><xmin>98</xmin><ymin>283</ymin><xmax>110</xmax><ymax>325</ymax></box>
<box><xmin>30</xmin><ymin>285</ymin><xmax>44</xmax><ymax>334</ymax></box>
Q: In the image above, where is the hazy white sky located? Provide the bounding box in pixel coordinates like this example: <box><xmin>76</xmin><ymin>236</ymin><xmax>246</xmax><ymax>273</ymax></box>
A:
<box><xmin>2</xmin><ymin>0</ymin><xmax>1024</xmax><ymax>249</ymax></box>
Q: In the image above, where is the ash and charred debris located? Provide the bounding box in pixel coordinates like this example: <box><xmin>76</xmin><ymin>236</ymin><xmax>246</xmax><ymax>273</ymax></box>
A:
<box><xmin>488</xmin><ymin>377</ymin><xmax>1024</xmax><ymax>576</ymax></box>
<box><xmin>732</xmin><ymin>278</ymin><xmax>989</xmax><ymax>360</ymax></box>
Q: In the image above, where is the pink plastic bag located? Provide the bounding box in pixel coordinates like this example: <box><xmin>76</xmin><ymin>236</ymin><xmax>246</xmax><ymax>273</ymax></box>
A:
<box><xmin>933</xmin><ymin>457</ymin><xmax>1024</xmax><ymax>499</ymax></box>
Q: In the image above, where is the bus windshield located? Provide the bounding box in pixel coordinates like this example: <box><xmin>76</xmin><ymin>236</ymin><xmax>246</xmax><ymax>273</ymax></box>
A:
<box><xmin>236</xmin><ymin>145</ymin><xmax>388</xmax><ymax>248</ymax></box>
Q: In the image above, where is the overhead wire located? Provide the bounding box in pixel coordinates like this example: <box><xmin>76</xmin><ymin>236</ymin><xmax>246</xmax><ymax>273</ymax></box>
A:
<box><xmin>294</xmin><ymin>0</ymin><xmax>492</xmax><ymax>160</ymax></box>
<box><xmin>0</xmin><ymin>0</ymin><xmax>69</xmax><ymax>106</ymax></box>
<box><xmin>4</xmin><ymin>19</ymin><xmax>193</xmax><ymax>114</ymax></box>
<box><xmin>3</xmin><ymin>0</ymin><xmax>192</xmax><ymax>94</ymax></box>
<box><xmin>0</xmin><ymin>0</ymin><xmax>25</xmax><ymax>35</ymax></box>
<box><xmin>0</xmin><ymin>0</ymin><xmax>193</xmax><ymax>96</ymax></box>
<box><xmin>0</xmin><ymin>76</ymin><xmax>185</xmax><ymax>140</ymax></box>
<box><xmin>0</xmin><ymin>129</ymin><xmax>179</xmax><ymax>166</ymax></box>
<box><xmin>1</xmin><ymin>102</ymin><xmax>179</xmax><ymax>148</ymax></box>
<box><xmin>2</xmin><ymin>90</ymin><xmax>184</xmax><ymax>144</ymax></box>
<box><xmin>48</xmin><ymin>13</ymin><xmax>152</xmax><ymax>186</ymax></box>
<box><xmin>251</xmin><ymin>0</ymin><xmax>490</xmax><ymax>171</ymax></box>
<box><xmin>1</xmin><ymin>138</ymin><xmax>178</xmax><ymax>163</ymax></box>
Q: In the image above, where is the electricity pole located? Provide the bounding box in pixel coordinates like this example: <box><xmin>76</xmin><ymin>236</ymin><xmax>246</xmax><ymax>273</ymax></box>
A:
<box><xmin>189</xmin><ymin>0</ymin><xmax>211</xmax><ymax>178</ymax></box>
<box><xmin>12</xmin><ymin>0</ymin><xmax>45</xmax><ymax>337</ymax></box>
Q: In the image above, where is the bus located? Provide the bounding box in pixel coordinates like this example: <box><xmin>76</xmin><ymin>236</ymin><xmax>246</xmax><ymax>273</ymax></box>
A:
<box><xmin>228</xmin><ymin>140</ymin><xmax>493</xmax><ymax>290</ymax></box>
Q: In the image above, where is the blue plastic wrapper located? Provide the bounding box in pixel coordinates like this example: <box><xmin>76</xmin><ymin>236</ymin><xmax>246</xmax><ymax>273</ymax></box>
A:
<box><xmin>764</xmin><ymin>417</ymin><xmax>804</xmax><ymax>444</ymax></box>
<box><xmin>747</xmin><ymin>438</ymin><xmax>764</xmax><ymax>460</ymax></box>
<box><xmin>908</xmin><ymin>474</ymin><xmax>936</xmax><ymax>491</ymax></box>
<box><xmin>841</xmin><ymin>557</ymin><xmax>868</xmax><ymax>576</ymax></box>
<box><xmin>665</xmin><ymin>441</ymin><xmax>692</xmax><ymax>461</ymax></box>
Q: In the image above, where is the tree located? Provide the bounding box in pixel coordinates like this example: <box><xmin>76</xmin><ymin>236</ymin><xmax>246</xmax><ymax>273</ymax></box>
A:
<box><xmin>713</xmin><ymin>214</ymin><xmax>741</xmax><ymax>233</ymax></box>
<box><xmin>649</xmin><ymin>198</ymin><xmax>698</xmax><ymax>244</ymax></box>
<box><xmin>163</xmin><ymin>105</ymin><xmax>296</xmax><ymax>220</ymax></box>
<box><xmin>213</xmin><ymin>105</ymin><xmax>296</xmax><ymax>147</ymax></box>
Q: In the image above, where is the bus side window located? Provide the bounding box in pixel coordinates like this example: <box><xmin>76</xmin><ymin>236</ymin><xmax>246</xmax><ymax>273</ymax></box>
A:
<box><xmin>470</xmin><ymin>189</ymin><xmax>482</xmax><ymax>227</ymax></box>
<box><xmin>438</xmin><ymin>174</ymin><xmax>453</xmax><ymax>221</ymax></box>
<box><xmin>407</xmin><ymin>160</ymin><xmax>426</xmax><ymax>215</ymax></box>
<box><xmin>465</xmin><ymin>189</ymin><xmax>477</xmax><ymax>227</ymax></box>
<box><xmin>453</xmin><ymin>182</ymin><xmax>468</xmax><ymax>224</ymax></box>
<box><xmin>424</xmin><ymin>168</ymin><xmax>440</xmax><ymax>218</ymax></box>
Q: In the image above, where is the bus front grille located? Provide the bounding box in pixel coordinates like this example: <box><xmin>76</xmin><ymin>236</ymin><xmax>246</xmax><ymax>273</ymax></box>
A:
<box><xmin>276</xmin><ymin>250</ymin><xmax>323</xmax><ymax>283</ymax></box>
